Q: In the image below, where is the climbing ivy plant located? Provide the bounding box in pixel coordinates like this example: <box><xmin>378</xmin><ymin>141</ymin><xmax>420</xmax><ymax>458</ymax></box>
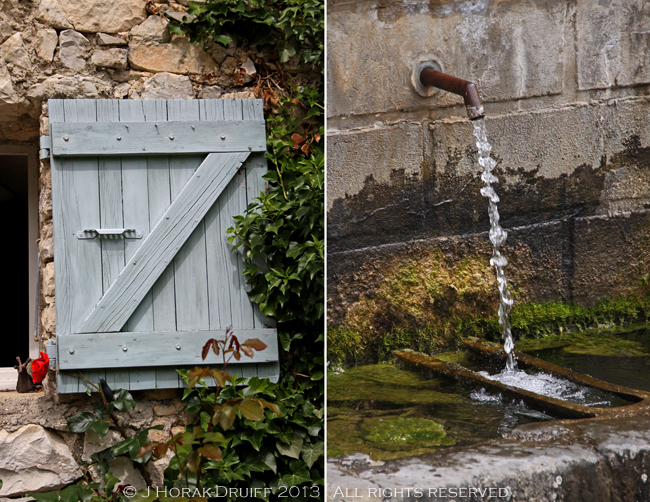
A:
<box><xmin>169</xmin><ymin>0</ymin><xmax>324</xmax><ymax>73</ymax></box>
<box><xmin>171</xmin><ymin>0</ymin><xmax>325</xmax><ymax>499</ymax></box>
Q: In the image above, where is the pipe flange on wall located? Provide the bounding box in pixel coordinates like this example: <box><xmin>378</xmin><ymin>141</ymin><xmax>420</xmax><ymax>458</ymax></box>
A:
<box><xmin>411</xmin><ymin>60</ymin><xmax>442</xmax><ymax>97</ymax></box>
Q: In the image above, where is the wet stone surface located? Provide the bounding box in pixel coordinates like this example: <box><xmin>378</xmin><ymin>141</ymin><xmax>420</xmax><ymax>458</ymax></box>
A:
<box><xmin>328</xmin><ymin>415</ymin><xmax>650</xmax><ymax>502</ymax></box>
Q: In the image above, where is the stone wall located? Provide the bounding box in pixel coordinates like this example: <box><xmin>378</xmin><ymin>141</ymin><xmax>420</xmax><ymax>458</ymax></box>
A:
<box><xmin>0</xmin><ymin>0</ymin><xmax>304</xmax><ymax>495</ymax></box>
<box><xmin>0</xmin><ymin>0</ymin><xmax>273</xmax><ymax>351</ymax></box>
<box><xmin>327</xmin><ymin>0</ymin><xmax>650</xmax><ymax>332</ymax></box>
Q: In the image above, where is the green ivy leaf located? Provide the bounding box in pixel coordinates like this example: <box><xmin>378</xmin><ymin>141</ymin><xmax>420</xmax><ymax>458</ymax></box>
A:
<box><xmin>301</xmin><ymin>441</ymin><xmax>324</xmax><ymax>468</ymax></box>
<box><xmin>281</xmin><ymin>466</ymin><xmax>311</xmax><ymax>487</ymax></box>
<box><xmin>276</xmin><ymin>432</ymin><xmax>303</xmax><ymax>459</ymax></box>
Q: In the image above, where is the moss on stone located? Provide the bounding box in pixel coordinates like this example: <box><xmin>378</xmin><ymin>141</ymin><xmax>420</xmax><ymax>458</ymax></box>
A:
<box><xmin>516</xmin><ymin>324</ymin><xmax>650</xmax><ymax>357</ymax></box>
<box><xmin>327</xmin><ymin>241</ymin><xmax>650</xmax><ymax>365</ymax></box>
<box><xmin>327</xmin><ymin>364</ymin><xmax>459</xmax><ymax>460</ymax></box>
<box><xmin>362</xmin><ymin>417</ymin><xmax>455</xmax><ymax>451</ymax></box>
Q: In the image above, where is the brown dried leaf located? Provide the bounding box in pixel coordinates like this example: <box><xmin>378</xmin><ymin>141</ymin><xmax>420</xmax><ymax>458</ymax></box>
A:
<box><xmin>243</xmin><ymin>338</ymin><xmax>267</xmax><ymax>351</ymax></box>
<box><xmin>292</xmin><ymin>133</ymin><xmax>306</xmax><ymax>148</ymax></box>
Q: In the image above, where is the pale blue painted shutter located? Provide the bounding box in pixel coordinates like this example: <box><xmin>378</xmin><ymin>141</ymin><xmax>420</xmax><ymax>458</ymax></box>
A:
<box><xmin>48</xmin><ymin>99</ymin><xmax>279</xmax><ymax>394</ymax></box>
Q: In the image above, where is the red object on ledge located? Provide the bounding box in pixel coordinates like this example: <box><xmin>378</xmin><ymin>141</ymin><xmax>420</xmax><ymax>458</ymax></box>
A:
<box><xmin>31</xmin><ymin>352</ymin><xmax>49</xmax><ymax>384</ymax></box>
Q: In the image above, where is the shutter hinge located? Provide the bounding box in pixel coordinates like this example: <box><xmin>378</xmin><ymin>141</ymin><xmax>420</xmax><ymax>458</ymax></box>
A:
<box><xmin>40</xmin><ymin>136</ymin><xmax>51</xmax><ymax>160</ymax></box>
<box><xmin>46</xmin><ymin>339</ymin><xmax>57</xmax><ymax>370</ymax></box>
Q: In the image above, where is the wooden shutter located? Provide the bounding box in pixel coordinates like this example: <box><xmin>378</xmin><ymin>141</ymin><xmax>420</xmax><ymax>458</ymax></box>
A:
<box><xmin>48</xmin><ymin>99</ymin><xmax>279</xmax><ymax>393</ymax></box>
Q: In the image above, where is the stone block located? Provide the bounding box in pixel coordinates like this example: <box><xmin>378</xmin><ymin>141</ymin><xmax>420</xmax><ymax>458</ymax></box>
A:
<box><xmin>129</xmin><ymin>15</ymin><xmax>170</xmax><ymax>43</ymax></box>
<box><xmin>0</xmin><ymin>33</ymin><xmax>31</xmax><ymax>71</ymax></box>
<box><xmin>58</xmin><ymin>30</ymin><xmax>89</xmax><ymax>71</ymax></box>
<box><xmin>327</xmin><ymin>0</ymin><xmax>566</xmax><ymax>118</ymax></box>
<box><xmin>91</xmin><ymin>48</ymin><xmax>128</xmax><ymax>70</ymax></box>
<box><xmin>128</xmin><ymin>37</ymin><xmax>217</xmax><ymax>74</ymax></box>
<box><xmin>576</xmin><ymin>0</ymin><xmax>650</xmax><ymax>90</ymax></box>
<box><xmin>141</xmin><ymin>72</ymin><xmax>194</xmax><ymax>99</ymax></box>
<box><xmin>0</xmin><ymin>425</ymin><xmax>82</xmax><ymax>497</ymax></box>
<box><xmin>40</xmin><ymin>304</ymin><xmax>55</xmax><ymax>334</ymax></box>
<box><xmin>572</xmin><ymin>211</ymin><xmax>650</xmax><ymax>306</ymax></box>
<box><xmin>34</xmin><ymin>29</ymin><xmax>58</xmax><ymax>62</ymax></box>
<box><xmin>114</xmin><ymin>82</ymin><xmax>131</xmax><ymax>99</ymax></box>
<box><xmin>220</xmin><ymin>91</ymin><xmax>255</xmax><ymax>99</ymax></box>
<box><xmin>0</xmin><ymin>65</ymin><xmax>18</xmax><ymax>105</ymax></box>
<box><xmin>82</xmin><ymin>429</ymin><xmax>122</xmax><ymax>462</ymax></box>
<box><xmin>41</xmin><ymin>0</ymin><xmax>146</xmax><ymax>34</ymax></box>
<box><xmin>241</xmin><ymin>57</ymin><xmax>256</xmax><ymax>76</ymax></box>
<box><xmin>28</xmin><ymin>76</ymin><xmax>106</xmax><ymax>100</ymax></box>
<box><xmin>36</xmin><ymin>0</ymin><xmax>73</xmax><ymax>30</ymax></box>
<box><xmin>198</xmin><ymin>85</ymin><xmax>222</xmax><ymax>99</ymax></box>
<box><xmin>42</xmin><ymin>262</ymin><xmax>55</xmax><ymax>297</ymax></box>
<box><xmin>97</xmin><ymin>33</ymin><xmax>127</xmax><ymax>46</ymax></box>
<box><xmin>39</xmin><ymin>220</ymin><xmax>53</xmax><ymax>262</ymax></box>
<box><xmin>144</xmin><ymin>450</ymin><xmax>174</xmax><ymax>489</ymax></box>
<box><xmin>0</xmin><ymin>15</ymin><xmax>13</xmax><ymax>45</ymax></box>
<box><xmin>327</xmin><ymin>122</ymin><xmax>424</xmax><ymax>252</ymax></box>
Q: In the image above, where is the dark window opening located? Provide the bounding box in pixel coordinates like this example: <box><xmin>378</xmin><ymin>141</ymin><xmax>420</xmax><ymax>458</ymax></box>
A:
<box><xmin>0</xmin><ymin>155</ymin><xmax>29</xmax><ymax>367</ymax></box>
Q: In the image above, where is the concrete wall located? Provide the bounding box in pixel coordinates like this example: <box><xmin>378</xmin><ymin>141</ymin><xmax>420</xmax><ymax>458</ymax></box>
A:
<box><xmin>327</xmin><ymin>0</ymin><xmax>650</xmax><ymax>329</ymax></box>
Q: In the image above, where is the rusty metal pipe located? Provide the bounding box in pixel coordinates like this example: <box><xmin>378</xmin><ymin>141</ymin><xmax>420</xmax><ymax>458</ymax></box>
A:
<box><xmin>420</xmin><ymin>67</ymin><xmax>485</xmax><ymax>120</ymax></box>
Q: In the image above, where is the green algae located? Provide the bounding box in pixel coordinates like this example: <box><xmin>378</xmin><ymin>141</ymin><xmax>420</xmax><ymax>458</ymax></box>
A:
<box><xmin>327</xmin><ymin>364</ymin><xmax>461</xmax><ymax>460</ymax></box>
<box><xmin>361</xmin><ymin>417</ymin><xmax>455</xmax><ymax>450</ymax></box>
<box><xmin>328</xmin><ymin>363</ymin><xmax>457</xmax><ymax>406</ymax></box>
<box><xmin>516</xmin><ymin>323</ymin><xmax>650</xmax><ymax>357</ymax></box>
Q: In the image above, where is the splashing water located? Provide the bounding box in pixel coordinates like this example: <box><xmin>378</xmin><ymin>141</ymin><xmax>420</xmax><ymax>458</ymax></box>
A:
<box><xmin>473</xmin><ymin>119</ymin><xmax>516</xmax><ymax>371</ymax></box>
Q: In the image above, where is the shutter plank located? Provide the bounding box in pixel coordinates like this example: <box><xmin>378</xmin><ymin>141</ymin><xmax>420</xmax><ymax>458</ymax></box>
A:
<box><xmin>58</xmin><ymin>329</ymin><xmax>278</xmax><ymax>369</ymax></box>
<box><xmin>222</xmin><ymin>101</ymin><xmax>253</xmax><ymax>330</ymax></box>
<box><xmin>50</xmin><ymin>120</ymin><xmax>267</xmax><ymax>155</ymax></box>
<box><xmin>79</xmin><ymin>369</ymin><xmax>106</xmax><ymax>393</ymax></box>
<box><xmin>78</xmin><ymin>151</ymin><xmax>249</xmax><ymax>333</ymax></box>
<box><xmin>57</xmin><ymin>372</ymin><xmax>80</xmax><ymax>393</ymax></box>
<box><xmin>118</xmin><ymin>100</ymin><xmax>158</xmax><ymax>388</ymax></box>
<box><xmin>242</xmin><ymin>99</ymin><xmax>272</xmax><ymax>328</ymax></box>
<box><xmin>140</xmin><ymin>101</ymin><xmax>177</xmax><ymax>334</ymax></box>
<box><xmin>119</xmin><ymin>101</ymin><xmax>155</xmax><ymax>333</ymax></box>
<box><xmin>97</xmin><ymin>101</ymin><xmax>124</xmax><ymax>296</ymax></box>
<box><xmin>203</xmin><ymin>101</ymin><xmax>235</xmax><ymax>330</ymax></box>
<box><xmin>155</xmin><ymin>368</ymin><xmax>180</xmax><ymax>389</ymax></box>
<box><xmin>97</xmin><ymin>101</ymin><xmax>129</xmax><ymax>388</ymax></box>
<box><xmin>168</xmin><ymin>100</ymin><xmax>210</xmax><ymax>332</ymax></box>
<box><xmin>51</xmin><ymin>100</ymin><xmax>102</xmax><ymax>335</ymax></box>
<box><xmin>256</xmin><ymin>362</ymin><xmax>281</xmax><ymax>383</ymax></box>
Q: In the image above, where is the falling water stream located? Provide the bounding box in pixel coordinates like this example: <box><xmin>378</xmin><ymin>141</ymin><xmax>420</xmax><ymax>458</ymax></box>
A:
<box><xmin>472</xmin><ymin>120</ymin><xmax>614</xmax><ymax>403</ymax></box>
<box><xmin>473</xmin><ymin>118</ymin><xmax>516</xmax><ymax>371</ymax></box>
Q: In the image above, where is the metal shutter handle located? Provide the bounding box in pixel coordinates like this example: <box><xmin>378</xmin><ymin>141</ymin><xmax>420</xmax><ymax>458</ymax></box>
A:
<box><xmin>76</xmin><ymin>228</ymin><xmax>143</xmax><ymax>240</ymax></box>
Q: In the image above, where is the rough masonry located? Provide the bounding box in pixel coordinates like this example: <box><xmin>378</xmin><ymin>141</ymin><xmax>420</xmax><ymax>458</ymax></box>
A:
<box><xmin>327</xmin><ymin>0</ymin><xmax>650</xmax><ymax>333</ymax></box>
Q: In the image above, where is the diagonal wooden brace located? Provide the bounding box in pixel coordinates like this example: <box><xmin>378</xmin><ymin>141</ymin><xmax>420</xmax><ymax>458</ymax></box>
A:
<box><xmin>78</xmin><ymin>151</ymin><xmax>250</xmax><ymax>333</ymax></box>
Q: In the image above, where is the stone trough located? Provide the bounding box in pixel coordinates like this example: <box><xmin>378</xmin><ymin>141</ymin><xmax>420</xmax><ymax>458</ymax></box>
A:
<box><xmin>395</xmin><ymin>339</ymin><xmax>650</xmax><ymax>420</ymax></box>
